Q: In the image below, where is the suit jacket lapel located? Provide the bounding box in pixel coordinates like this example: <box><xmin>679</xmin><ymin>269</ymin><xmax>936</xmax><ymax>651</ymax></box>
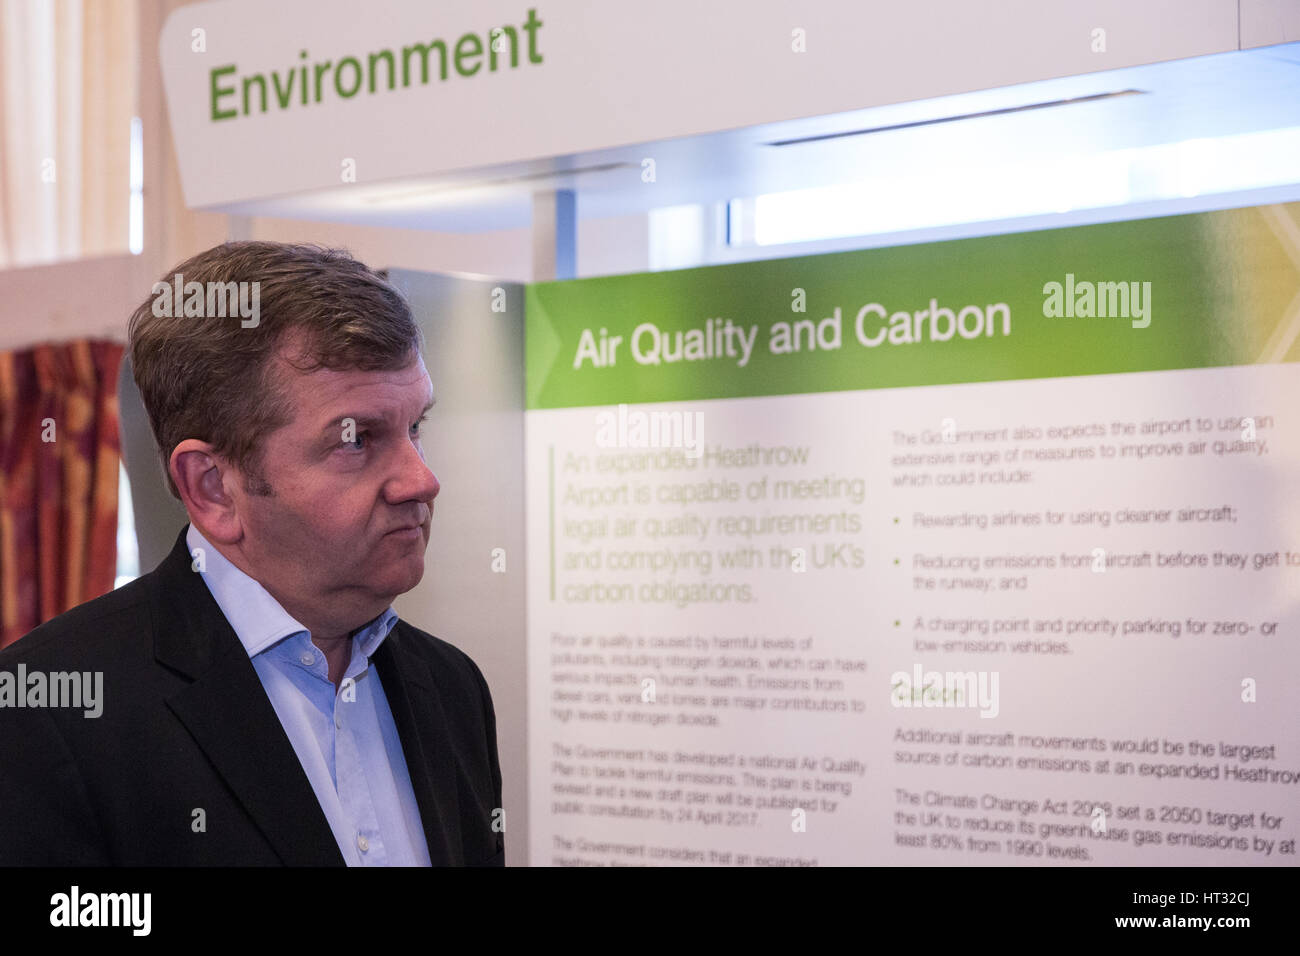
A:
<box><xmin>151</xmin><ymin>526</ymin><xmax>344</xmax><ymax>866</ymax></box>
<box><xmin>372</xmin><ymin>628</ymin><xmax>462</xmax><ymax>865</ymax></box>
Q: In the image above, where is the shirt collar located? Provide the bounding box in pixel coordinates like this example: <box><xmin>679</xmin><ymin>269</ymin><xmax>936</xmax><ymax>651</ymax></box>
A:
<box><xmin>185</xmin><ymin>524</ymin><xmax>398</xmax><ymax>659</ymax></box>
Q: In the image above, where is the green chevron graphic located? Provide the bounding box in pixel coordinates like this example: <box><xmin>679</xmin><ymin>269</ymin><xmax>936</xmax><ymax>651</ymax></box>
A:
<box><xmin>525</xmin><ymin>202</ymin><xmax>1300</xmax><ymax>410</ymax></box>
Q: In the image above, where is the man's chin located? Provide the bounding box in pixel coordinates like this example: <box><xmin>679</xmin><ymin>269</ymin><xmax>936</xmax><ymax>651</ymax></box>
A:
<box><xmin>379</xmin><ymin>550</ymin><xmax>426</xmax><ymax>596</ymax></box>
<box><xmin>366</xmin><ymin>529</ymin><xmax>427</xmax><ymax>592</ymax></box>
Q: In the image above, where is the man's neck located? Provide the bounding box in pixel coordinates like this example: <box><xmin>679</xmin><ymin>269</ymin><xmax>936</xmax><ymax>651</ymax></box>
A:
<box><xmin>311</xmin><ymin>632</ymin><xmax>353</xmax><ymax>692</ymax></box>
<box><xmin>206</xmin><ymin>535</ymin><xmax>384</xmax><ymax>643</ymax></box>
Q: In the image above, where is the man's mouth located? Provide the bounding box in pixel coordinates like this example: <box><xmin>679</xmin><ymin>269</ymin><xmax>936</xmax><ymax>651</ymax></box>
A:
<box><xmin>385</xmin><ymin>511</ymin><xmax>430</xmax><ymax>537</ymax></box>
<box><xmin>386</xmin><ymin>522</ymin><xmax>423</xmax><ymax>535</ymax></box>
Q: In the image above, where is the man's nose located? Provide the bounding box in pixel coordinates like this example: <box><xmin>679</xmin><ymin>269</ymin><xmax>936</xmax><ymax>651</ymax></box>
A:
<box><xmin>390</xmin><ymin>433</ymin><xmax>440</xmax><ymax>504</ymax></box>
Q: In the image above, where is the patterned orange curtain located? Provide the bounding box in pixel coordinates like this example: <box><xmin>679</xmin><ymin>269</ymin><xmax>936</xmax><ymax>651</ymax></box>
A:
<box><xmin>0</xmin><ymin>340</ymin><xmax>124</xmax><ymax>648</ymax></box>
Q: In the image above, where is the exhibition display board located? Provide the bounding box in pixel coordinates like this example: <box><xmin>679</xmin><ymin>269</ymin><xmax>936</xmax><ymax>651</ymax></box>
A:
<box><xmin>524</xmin><ymin>202</ymin><xmax>1299</xmax><ymax>865</ymax></box>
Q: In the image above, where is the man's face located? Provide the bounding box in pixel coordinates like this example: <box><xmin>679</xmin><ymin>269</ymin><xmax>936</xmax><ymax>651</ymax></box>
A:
<box><xmin>229</xmin><ymin>344</ymin><xmax>439</xmax><ymax>634</ymax></box>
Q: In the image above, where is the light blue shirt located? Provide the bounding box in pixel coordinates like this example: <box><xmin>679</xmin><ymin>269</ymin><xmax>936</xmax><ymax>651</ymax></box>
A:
<box><xmin>186</xmin><ymin>525</ymin><xmax>431</xmax><ymax>866</ymax></box>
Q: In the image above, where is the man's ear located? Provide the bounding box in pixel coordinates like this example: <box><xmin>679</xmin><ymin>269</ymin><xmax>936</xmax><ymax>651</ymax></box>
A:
<box><xmin>170</xmin><ymin>440</ymin><xmax>242</xmax><ymax>545</ymax></box>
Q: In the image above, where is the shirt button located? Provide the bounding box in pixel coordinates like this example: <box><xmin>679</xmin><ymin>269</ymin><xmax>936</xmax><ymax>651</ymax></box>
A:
<box><xmin>300</xmin><ymin>652</ymin><xmax>315</xmax><ymax>666</ymax></box>
<box><xmin>357</xmin><ymin>834</ymin><xmax>369</xmax><ymax>853</ymax></box>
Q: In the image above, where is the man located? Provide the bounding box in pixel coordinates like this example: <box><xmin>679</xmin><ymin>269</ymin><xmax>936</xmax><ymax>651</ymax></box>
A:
<box><xmin>0</xmin><ymin>241</ymin><xmax>503</xmax><ymax>866</ymax></box>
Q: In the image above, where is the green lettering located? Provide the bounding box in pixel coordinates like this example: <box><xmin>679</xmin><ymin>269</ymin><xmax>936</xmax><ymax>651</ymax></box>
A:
<box><xmin>455</xmin><ymin>33</ymin><xmax>482</xmax><ymax>77</ymax></box>
<box><xmin>314</xmin><ymin>60</ymin><xmax>332</xmax><ymax>102</ymax></box>
<box><xmin>241</xmin><ymin>73</ymin><xmax>267</xmax><ymax>115</ymax></box>
<box><xmin>523</xmin><ymin>8</ymin><xmax>544</xmax><ymax>64</ymax></box>
<box><xmin>488</xmin><ymin>26</ymin><xmax>519</xmax><ymax>70</ymax></box>
<box><xmin>210</xmin><ymin>64</ymin><xmax>237</xmax><ymax>121</ymax></box>
<box><xmin>367</xmin><ymin>50</ymin><xmax>395</xmax><ymax>92</ymax></box>
<box><xmin>334</xmin><ymin>56</ymin><xmax>362</xmax><ymax>98</ymax></box>
<box><xmin>402</xmin><ymin>41</ymin><xmax>447</xmax><ymax>86</ymax></box>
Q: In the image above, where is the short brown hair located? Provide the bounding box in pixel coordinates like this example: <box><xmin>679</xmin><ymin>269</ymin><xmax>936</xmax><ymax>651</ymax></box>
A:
<box><xmin>128</xmin><ymin>241</ymin><xmax>422</xmax><ymax>499</ymax></box>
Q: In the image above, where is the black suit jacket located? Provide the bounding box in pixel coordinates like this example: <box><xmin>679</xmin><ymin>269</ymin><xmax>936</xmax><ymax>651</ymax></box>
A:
<box><xmin>0</xmin><ymin>526</ymin><xmax>504</xmax><ymax>866</ymax></box>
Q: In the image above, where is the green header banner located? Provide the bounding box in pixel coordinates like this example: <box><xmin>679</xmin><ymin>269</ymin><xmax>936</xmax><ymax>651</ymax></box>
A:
<box><xmin>526</xmin><ymin>202</ymin><xmax>1300</xmax><ymax>410</ymax></box>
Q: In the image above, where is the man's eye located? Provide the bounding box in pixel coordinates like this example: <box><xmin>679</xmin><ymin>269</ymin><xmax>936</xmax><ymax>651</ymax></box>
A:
<box><xmin>343</xmin><ymin>432</ymin><xmax>368</xmax><ymax>451</ymax></box>
<box><xmin>411</xmin><ymin>416</ymin><xmax>427</xmax><ymax>436</ymax></box>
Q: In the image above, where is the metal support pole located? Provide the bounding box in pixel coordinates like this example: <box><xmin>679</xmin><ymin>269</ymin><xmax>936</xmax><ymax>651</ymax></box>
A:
<box><xmin>532</xmin><ymin>188</ymin><xmax>576</xmax><ymax>281</ymax></box>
